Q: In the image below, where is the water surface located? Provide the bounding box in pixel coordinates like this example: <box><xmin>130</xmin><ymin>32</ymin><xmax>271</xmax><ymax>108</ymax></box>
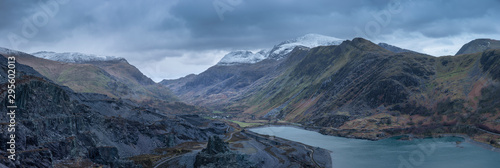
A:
<box><xmin>250</xmin><ymin>126</ymin><xmax>500</xmax><ymax>168</ymax></box>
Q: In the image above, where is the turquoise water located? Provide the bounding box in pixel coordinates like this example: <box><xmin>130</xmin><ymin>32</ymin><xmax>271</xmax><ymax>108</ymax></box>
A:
<box><xmin>250</xmin><ymin>126</ymin><xmax>500</xmax><ymax>168</ymax></box>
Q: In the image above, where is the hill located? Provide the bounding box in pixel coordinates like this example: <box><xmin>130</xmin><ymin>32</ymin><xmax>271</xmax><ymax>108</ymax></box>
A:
<box><xmin>455</xmin><ymin>39</ymin><xmax>500</xmax><ymax>55</ymax></box>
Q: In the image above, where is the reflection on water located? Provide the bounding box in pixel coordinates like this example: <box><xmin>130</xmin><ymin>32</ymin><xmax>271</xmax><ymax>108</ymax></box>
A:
<box><xmin>250</xmin><ymin>126</ymin><xmax>500</xmax><ymax>168</ymax></box>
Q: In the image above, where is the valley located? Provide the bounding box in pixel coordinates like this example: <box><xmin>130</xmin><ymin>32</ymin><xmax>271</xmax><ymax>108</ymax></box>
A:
<box><xmin>165</xmin><ymin>36</ymin><xmax>500</xmax><ymax>150</ymax></box>
<box><xmin>1</xmin><ymin>35</ymin><xmax>500</xmax><ymax>167</ymax></box>
<box><xmin>1</xmin><ymin>1</ymin><xmax>499</xmax><ymax>167</ymax></box>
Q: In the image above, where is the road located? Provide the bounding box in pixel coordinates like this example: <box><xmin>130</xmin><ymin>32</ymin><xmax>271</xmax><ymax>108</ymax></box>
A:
<box><xmin>473</xmin><ymin>126</ymin><xmax>500</xmax><ymax>136</ymax></box>
<box><xmin>153</xmin><ymin>155</ymin><xmax>180</xmax><ymax>168</ymax></box>
<box><xmin>225</xmin><ymin>131</ymin><xmax>235</xmax><ymax>142</ymax></box>
<box><xmin>301</xmin><ymin>144</ymin><xmax>321</xmax><ymax>167</ymax></box>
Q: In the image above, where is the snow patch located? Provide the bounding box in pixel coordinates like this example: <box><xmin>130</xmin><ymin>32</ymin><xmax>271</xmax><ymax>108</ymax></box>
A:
<box><xmin>216</xmin><ymin>34</ymin><xmax>345</xmax><ymax>65</ymax></box>
<box><xmin>0</xmin><ymin>47</ymin><xmax>23</xmax><ymax>55</ymax></box>
<box><xmin>32</xmin><ymin>51</ymin><xmax>124</xmax><ymax>63</ymax></box>
<box><xmin>268</xmin><ymin>34</ymin><xmax>344</xmax><ymax>59</ymax></box>
<box><xmin>217</xmin><ymin>50</ymin><xmax>269</xmax><ymax>66</ymax></box>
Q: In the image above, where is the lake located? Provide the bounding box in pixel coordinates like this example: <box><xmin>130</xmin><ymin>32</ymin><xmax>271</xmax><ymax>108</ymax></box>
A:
<box><xmin>250</xmin><ymin>126</ymin><xmax>500</xmax><ymax>168</ymax></box>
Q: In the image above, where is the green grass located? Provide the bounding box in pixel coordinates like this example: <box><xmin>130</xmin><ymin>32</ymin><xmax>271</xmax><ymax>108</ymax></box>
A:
<box><xmin>202</xmin><ymin>116</ymin><xmax>214</xmax><ymax>120</ymax></box>
<box><xmin>212</xmin><ymin>110</ymin><xmax>224</xmax><ymax>114</ymax></box>
<box><xmin>228</xmin><ymin>120</ymin><xmax>262</xmax><ymax>127</ymax></box>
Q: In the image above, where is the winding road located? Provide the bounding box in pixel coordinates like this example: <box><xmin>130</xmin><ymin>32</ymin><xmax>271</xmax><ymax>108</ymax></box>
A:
<box><xmin>301</xmin><ymin>144</ymin><xmax>321</xmax><ymax>167</ymax></box>
<box><xmin>153</xmin><ymin>155</ymin><xmax>180</xmax><ymax>168</ymax></box>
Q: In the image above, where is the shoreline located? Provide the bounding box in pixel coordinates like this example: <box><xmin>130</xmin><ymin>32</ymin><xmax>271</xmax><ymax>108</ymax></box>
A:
<box><xmin>437</xmin><ymin>133</ymin><xmax>500</xmax><ymax>153</ymax></box>
<box><xmin>242</xmin><ymin>129</ymin><xmax>333</xmax><ymax>167</ymax></box>
<box><xmin>246</xmin><ymin>124</ymin><xmax>500</xmax><ymax>153</ymax></box>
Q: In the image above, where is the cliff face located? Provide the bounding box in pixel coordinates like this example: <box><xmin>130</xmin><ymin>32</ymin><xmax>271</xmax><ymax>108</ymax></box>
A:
<box><xmin>0</xmin><ymin>55</ymin><xmax>227</xmax><ymax>167</ymax></box>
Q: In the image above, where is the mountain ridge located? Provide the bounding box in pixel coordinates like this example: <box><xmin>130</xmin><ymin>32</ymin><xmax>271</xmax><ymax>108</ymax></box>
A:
<box><xmin>216</xmin><ymin>50</ymin><xmax>268</xmax><ymax>66</ymax></box>
<box><xmin>215</xmin><ymin>34</ymin><xmax>345</xmax><ymax>66</ymax></box>
<box><xmin>32</xmin><ymin>51</ymin><xmax>125</xmax><ymax>63</ymax></box>
<box><xmin>0</xmin><ymin>49</ymin><xmax>170</xmax><ymax>100</ymax></box>
<box><xmin>377</xmin><ymin>42</ymin><xmax>420</xmax><ymax>54</ymax></box>
<box><xmin>164</xmin><ymin>37</ymin><xmax>500</xmax><ymax>147</ymax></box>
<box><xmin>456</xmin><ymin>39</ymin><xmax>500</xmax><ymax>55</ymax></box>
<box><xmin>268</xmin><ymin>33</ymin><xmax>344</xmax><ymax>60</ymax></box>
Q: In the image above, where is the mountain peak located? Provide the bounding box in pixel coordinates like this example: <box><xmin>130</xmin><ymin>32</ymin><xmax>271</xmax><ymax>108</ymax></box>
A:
<box><xmin>0</xmin><ymin>47</ymin><xmax>24</xmax><ymax>55</ymax></box>
<box><xmin>217</xmin><ymin>50</ymin><xmax>269</xmax><ymax>66</ymax></box>
<box><xmin>337</xmin><ymin>37</ymin><xmax>387</xmax><ymax>53</ymax></box>
<box><xmin>32</xmin><ymin>51</ymin><xmax>125</xmax><ymax>63</ymax></box>
<box><xmin>216</xmin><ymin>34</ymin><xmax>345</xmax><ymax>66</ymax></box>
<box><xmin>269</xmin><ymin>34</ymin><xmax>344</xmax><ymax>60</ymax></box>
<box><xmin>378</xmin><ymin>43</ymin><xmax>418</xmax><ymax>54</ymax></box>
<box><xmin>455</xmin><ymin>38</ymin><xmax>500</xmax><ymax>55</ymax></box>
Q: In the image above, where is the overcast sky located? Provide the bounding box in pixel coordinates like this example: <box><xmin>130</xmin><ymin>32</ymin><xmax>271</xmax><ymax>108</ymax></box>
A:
<box><xmin>1</xmin><ymin>0</ymin><xmax>500</xmax><ymax>81</ymax></box>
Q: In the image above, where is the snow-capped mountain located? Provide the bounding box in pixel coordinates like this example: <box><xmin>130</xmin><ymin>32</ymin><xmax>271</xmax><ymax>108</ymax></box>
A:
<box><xmin>217</xmin><ymin>50</ymin><xmax>269</xmax><ymax>66</ymax></box>
<box><xmin>216</xmin><ymin>34</ymin><xmax>345</xmax><ymax>66</ymax></box>
<box><xmin>268</xmin><ymin>34</ymin><xmax>344</xmax><ymax>59</ymax></box>
<box><xmin>0</xmin><ymin>47</ymin><xmax>24</xmax><ymax>55</ymax></box>
<box><xmin>32</xmin><ymin>51</ymin><xmax>124</xmax><ymax>63</ymax></box>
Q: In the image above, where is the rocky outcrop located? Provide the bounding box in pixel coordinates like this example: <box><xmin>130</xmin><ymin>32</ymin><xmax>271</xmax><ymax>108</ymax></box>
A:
<box><xmin>194</xmin><ymin>136</ymin><xmax>255</xmax><ymax>168</ymax></box>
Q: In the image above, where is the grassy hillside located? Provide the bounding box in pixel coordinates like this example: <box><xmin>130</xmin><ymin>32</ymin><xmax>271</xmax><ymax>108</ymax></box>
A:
<box><xmin>215</xmin><ymin>39</ymin><xmax>500</xmax><ymax>145</ymax></box>
<box><xmin>159</xmin><ymin>38</ymin><xmax>500</xmax><ymax>146</ymax></box>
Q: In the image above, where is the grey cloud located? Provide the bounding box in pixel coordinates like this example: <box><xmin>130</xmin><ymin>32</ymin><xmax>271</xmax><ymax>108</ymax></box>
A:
<box><xmin>0</xmin><ymin>0</ymin><xmax>499</xmax><ymax>80</ymax></box>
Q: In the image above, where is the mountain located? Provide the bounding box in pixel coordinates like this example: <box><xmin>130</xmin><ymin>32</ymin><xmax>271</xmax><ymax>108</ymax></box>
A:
<box><xmin>0</xmin><ymin>54</ymin><xmax>228</xmax><ymax>167</ymax></box>
<box><xmin>161</xmin><ymin>57</ymin><xmax>286</xmax><ymax>108</ymax></box>
<box><xmin>268</xmin><ymin>33</ymin><xmax>344</xmax><ymax>60</ymax></box>
<box><xmin>0</xmin><ymin>49</ymin><xmax>211</xmax><ymax>115</ymax></box>
<box><xmin>0</xmin><ymin>49</ymin><xmax>175</xmax><ymax>102</ymax></box>
<box><xmin>161</xmin><ymin>34</ymin><xmax>336</xmax><ymax>108</ymax></box>
<box><xmin>216</xmin><ymin>34</ymin><xmax>344</xmax><ymax>66</ymax></box>
<box><xmin>32</xmin><ymin>51</ymin><xmax>156</xmax><ymax>86</ymax></box>
<box><xmin>378</xmin><ymin>42</ymin><xmax>419</xmax><ymax>53</ymax></box>
<box><xmin>32</xmin><ymin>51</ymin><xmax>124</xmax><ymax>63</ymax></box>
<box><xmin>165</xmin><ymin>37</ymin><xmax>500</xmax><ymax>146</ymax></box>
<box><xmin>0</xmin><ymin>47</ymin><xmax>23</xmax><ymax>56</ymax></box>
<box><xmin>0</xmin><ymin>51</ymin><xmax>330</xmax><ymax>167</ymax></box>
<box><xmin>240</xmin><ymin>38</ymin><xmax>500</xmax><ymax>141</ymax></box>
<box><xmin>456</xmin><ymin>39</ymin><xmax>500</xmax><ymax>55</ymax></box>
<box><xmin>217</xmin><ymin>50</ymin><xmax>268</xmax><ymax>66</ymax></box>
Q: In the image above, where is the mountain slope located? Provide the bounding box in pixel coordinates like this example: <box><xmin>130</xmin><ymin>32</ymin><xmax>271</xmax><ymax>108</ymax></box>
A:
<box><xmin>165</xmin><ymin>37</ymin><xmax>500</xmax><ymax>146</ymax></box>
<box><xmin>455</xmin><ymin>39</ymin><xmax>500</xmax><ymax>55</ymax></box>
<box><xmin>162</xmin><ymin>34</ymin><xmax>344</xmax><ymax>108</ymax></box>
<box><xmin>32</xmin><ymin>51</ymin><xmax>123</xmax><ymax>63</ymax></box>
<box><xmin>233</xmin><ymin>38</ymin><xmax>500</xmax><ymax>141</ymax></box>
<box><xmin>238</xmin><ymin>38</ymin><xmax>426</xmax><ymax>123</ymax></box>
<box><xmin>378</xmin><ymin>43</ymin><xmax>419</xmax><ymax>53</ymax></box>
<box><xmin>162</xmin><ymin>46</ymin><xmax>311</xmax><ymax>108</ymax></box>
<box><xmin>0</xmin><ymin>49</ymin><xmax>176</xmax><ymax>103</ymax></box>
<box><xmin>217</xmin><ymin>50</ymin><xmax>268</xmax><ymax>66</ymax></box>
<box><xmin>0</xmin><ymin>54</ymin><xmax>229</xmax><ymax>167</ymax></box>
